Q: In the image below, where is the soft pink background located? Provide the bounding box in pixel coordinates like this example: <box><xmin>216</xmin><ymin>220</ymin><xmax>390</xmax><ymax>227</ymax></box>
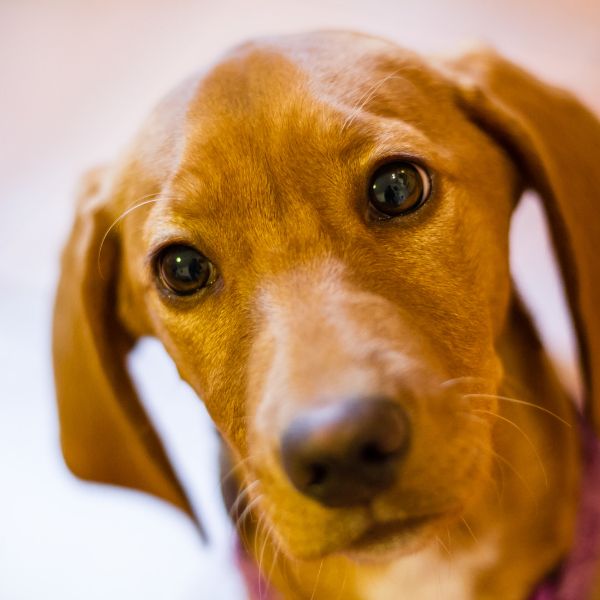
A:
<box><xmin>1</xmin><ymin>1</ymin><xmax>598</xmax><ymax>598</ymax></box>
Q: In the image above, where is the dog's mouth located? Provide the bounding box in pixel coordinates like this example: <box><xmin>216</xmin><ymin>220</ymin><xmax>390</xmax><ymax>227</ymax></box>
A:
<box><xmin>343</xmin><ymin>512</ymin><xmax>449</xmax><ymax>561</ymax></box>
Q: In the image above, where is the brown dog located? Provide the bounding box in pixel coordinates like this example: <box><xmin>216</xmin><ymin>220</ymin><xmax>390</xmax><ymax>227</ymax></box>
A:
<box><xmin>53</xmin><ymin>31</ymin><xmax>600</xmax><ymax>599</ymax></box>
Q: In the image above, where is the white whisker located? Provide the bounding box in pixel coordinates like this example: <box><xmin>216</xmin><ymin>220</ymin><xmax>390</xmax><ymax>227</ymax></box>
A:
<box><xmin>228</xmin><ymin>480</ymin><xmax>260</xmax><ymax>520</ymax></box>
<box><xmin>436</xmin><ymin>535</ymin><xmax>451</xmax><ymax>558</ymax></box>
<box><xmin>466</xmin><ymin>393</ymin><xmax>571</xmax><ymax>427</ymax></box>
<box><xmin>234</xmin><ymin>494</ymin><xmax>263</xmax><ymax>531</ymax></box>
<box><xmin>341</xmin><ymin>69</ymin><xmax>404</xmax><ymax>132</ymax></box>
<box><xmin>97</xmin><ymin>195</ymin><xmax>161</xmax><ymax>278</ymax></box>
<box><xmin>474</xmin><ymin>409</ymin><xmax>549</xmax><ymax>488</ymax></box>
<box><xmin>440</xmin><ymin>376</ymin><xmax>489</xmax><ymax>389</ymax></box>
<box><xmin>220</xmin><ymin>455</ymin><xmax>255</xmax><ymax>488</ymax></box>
<box><xmin>309</xmin><ymin>560</ymin><xmax>324</xmax><ymax>600</ymax></box>
<box><xmin>460</xmin><ymin>516</ymin><xmax>479</xmax><ymax>545</ymax></box>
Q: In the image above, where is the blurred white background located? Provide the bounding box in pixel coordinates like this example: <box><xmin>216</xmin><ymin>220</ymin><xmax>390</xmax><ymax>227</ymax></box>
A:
<box><xmin>0</xmin><ymin>1</ymin><xmax>598</xmax><ymax>598</ymax></box>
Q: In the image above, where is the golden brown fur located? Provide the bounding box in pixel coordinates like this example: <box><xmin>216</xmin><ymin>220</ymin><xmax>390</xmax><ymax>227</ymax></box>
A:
<box><xmin>53</xmin><ymin>31</ymin><xmax>600</xmax><ymax>599</ymax></box>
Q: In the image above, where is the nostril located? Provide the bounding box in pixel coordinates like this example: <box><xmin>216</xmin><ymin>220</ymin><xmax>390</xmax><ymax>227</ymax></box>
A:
<box><xmin>280</xmin><ymin>397</ymin><xmax>410</xmax><ymax>507</ymax></box>
<box><xmin>360</xmin><ymin>441</ymin><xmax>395</xmax><ymax>464</ymax></box>
<box><xmin>307</xmin><ymin>462</ymin><xmax>329</xmax><ymax>486</ymax></box>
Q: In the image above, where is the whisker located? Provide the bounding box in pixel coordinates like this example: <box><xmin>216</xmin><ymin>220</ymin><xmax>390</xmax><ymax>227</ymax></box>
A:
<box><xmin>238</xmin><ymin>498</ymin><xmax>261</xmax><ymax>549</ymax></box>
<box><xmin>479</xmin><ymin>455</ymin><xmax>503</xmax><ymax>503</ymax></box>
<box><xmin>474</xmin><ymin>409</ymin><xmax>549</xmax><ymax>488</ymax></box>
<box><xmin>257</xmin><ymin>518</ymin><xmax>270</xmax><ymax>599</ymax></box>
<box><xmin>440</xmin><ymin>376</ymin><xmax>489</xmax><ymax>390</ymax></box>
<box><xmin>460</xmin><ymin>432</ymin><xmax>507</xmax><ymax>502</ymax></box>
<box><xmin>341</xmin><ymin>69</ymin><xmax>405</xmax><ymax>132</ymax></box>
<box><xmin>282</xmin><ymin>550</ymin><xmax>302</xmax><ymax>596</ymax></box>
<box><xmin>446</xmin><ymin>527</ymin><xmax>454</xmax><ymax>559</ymax></box>
<box><xmin>234</xmin><ymin>494</ymin><xmax>263</xmax><ymax>532</ymax></box>
<box><xmin>254</xmin><ymin>510</ymin><xmax>270</xmax><ymax>576</ymax></box>
<box><xmin>436</xmin><ymin>535</ymin><xmax>451</xmax><ymax>558</ymax></box>
<box><xmin>228</xmin><ymin>480</ymin><xmax>260</xmax><ymax>520</ymax></box>
<box><xmin>220</xmin><ymin>455</ymin><xmax>256</xmax><ymax>488</ymax></box>
<box><xmin>460</xmin><ymin>516</ymin><xmax>479</xmax><ymax>545</ymax></box>
<box><xmin>468</xmin><ymin>434</ymin><xmax>535</xmax><ymax>503</ymax></box>
<box><xmin>466</xmin><ymin>394</ymin><xmax>571</xmax><ymax>428</ymax></box>
<box><xmin>334</xmin><ymin>562</ymin><xmax>349</xmax><ymax>600</ymax></box>
<box><xmin>490</xmin><ymin>448</ymin><xmax>535</xmax><ymax>500</ymax></box>
<box><xmin>310</xmin><ymin>560</ymin><xmax>324</xmax><ymax>600</ymax></box>
<box><xmin>486</xmin><ymin>450</ymin><xmax>506</xmax><ymax>504</ymax></box>
<box><xmin>97</xmin><ymin>195</ymin><xmax>161</xmax><ymax>278</ymax></box>
<box><xmin>265</xmin><ymin>534</ymin><xmax>281</xmax><ymax>596</ymax></box>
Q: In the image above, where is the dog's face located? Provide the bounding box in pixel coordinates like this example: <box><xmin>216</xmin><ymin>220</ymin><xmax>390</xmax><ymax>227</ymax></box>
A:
<box><xmin>116</xmin><ymin>33</ymin><xmax>516</xmax><ymax>559</ymax></box>
<box><xmin>54</xmin><ymin>31</ymin><xmax>600</xmax><ymax>565</ymax></box>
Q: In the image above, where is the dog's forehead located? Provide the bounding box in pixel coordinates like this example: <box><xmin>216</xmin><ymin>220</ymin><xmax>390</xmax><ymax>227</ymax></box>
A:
<box><xmin>186</xmin><ymin>31</ymin><xmax>428</xmax><ymax>111</ymax></box>
<box><xmin>179</xmin><ymin>32</ymin><xmax>444</xmax><ymax>146</ymax></box>
<box><xmin>144</xmin><ymin>33</ymin><xmax>459</xmax><ymax>256</ymax></box>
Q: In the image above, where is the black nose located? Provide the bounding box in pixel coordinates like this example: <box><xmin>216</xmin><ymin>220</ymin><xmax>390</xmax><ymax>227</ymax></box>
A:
<box><xmin>280</xmin><ymin>397</ymin><xmax>410</xmax><ymax>508</ymax></box>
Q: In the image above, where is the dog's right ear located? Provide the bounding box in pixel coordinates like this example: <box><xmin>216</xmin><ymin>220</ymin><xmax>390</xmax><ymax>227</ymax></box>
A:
<box><xmin>53</xmin><ymin>166</ymin><xmax>201</xmax><ymax>534</ymax></box>
<box><xmin>442</xmin><ymin>48</ymin><xmax>600</xmax><ymax>434</ymax></box>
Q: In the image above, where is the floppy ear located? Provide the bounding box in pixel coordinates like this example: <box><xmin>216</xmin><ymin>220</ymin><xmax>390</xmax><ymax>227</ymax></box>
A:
<box><xmin>53</xmin><ymin>166</ymin><xmax>203</xmax><ymax>536</ymax></box>
<box><xmin>444</xmin><ymin>49</ymin><xmax>600</xmax><ymax>434</ymax></box>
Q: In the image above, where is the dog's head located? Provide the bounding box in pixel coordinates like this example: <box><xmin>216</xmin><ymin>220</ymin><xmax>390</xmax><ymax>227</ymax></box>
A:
<box><xmin>53</xmin><ymin>31</ymin><xmax>600</xmax><ymax>560</ymax></box>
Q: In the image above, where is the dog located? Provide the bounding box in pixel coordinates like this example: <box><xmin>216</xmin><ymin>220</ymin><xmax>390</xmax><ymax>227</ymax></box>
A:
<box><xmin>53</xmin><ymin>31</ymin><xmax>600</xmax><ymax>599</ymax></box>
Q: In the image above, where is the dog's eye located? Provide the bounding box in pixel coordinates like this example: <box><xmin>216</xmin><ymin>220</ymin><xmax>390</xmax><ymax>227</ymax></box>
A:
<box><xmin>156</xmin><ymin>245</ymin><xmax>216</xmax><ymax>295</ymax></box>
<box><xmin>368</xmin><ymin>162</ymin><xmax>430</xmax><ymax>217</ymax></box>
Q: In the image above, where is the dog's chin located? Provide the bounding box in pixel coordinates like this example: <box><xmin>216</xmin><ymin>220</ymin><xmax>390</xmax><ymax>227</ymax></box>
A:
<box><xmin>341</xmin><ymin>513</ymin><xmax>449</xmax><ymax>564</ymax></box>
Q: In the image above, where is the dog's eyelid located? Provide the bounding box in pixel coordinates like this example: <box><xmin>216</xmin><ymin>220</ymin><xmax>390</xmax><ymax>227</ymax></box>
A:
<box><xmin>367</xmin><ymin>152</ymin><xmax>436</xmax><ymax>189</ymax></box>
<box><xmin>146</xmin><ymin>234</ymin><xmax>211</xmax><ymax>264</ymax></box>
<box><xmin>368</xmin><ymin>151</ymin><xmax>432</xmax><ymax>173</ymax></box>
<box><xmin>146</xmin><ymin>240</ymin><xmax>186</xmax><ymax>271</ymax></box>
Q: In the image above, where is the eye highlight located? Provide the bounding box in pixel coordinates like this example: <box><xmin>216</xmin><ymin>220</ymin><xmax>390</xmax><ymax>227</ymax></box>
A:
<box><xmin>155</xmin><ymin>244</ymin><xmax>216</xmax><ymax>296</ymax></box>
<box><xmin>368</xmin><ymin>161</ymin><xmax>431</xmax><ymax>217</ymax></box>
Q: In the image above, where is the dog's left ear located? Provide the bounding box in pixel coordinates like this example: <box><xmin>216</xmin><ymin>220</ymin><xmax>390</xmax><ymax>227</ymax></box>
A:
<box><xmin>442</xmin><ymin>49</ymin><xmax>600</xmax><ymax>433</ymax></box>
<box><xmin>53</xmin><ymin>166</ymin><xmax>203</xmax><ymax>536</ymax></box>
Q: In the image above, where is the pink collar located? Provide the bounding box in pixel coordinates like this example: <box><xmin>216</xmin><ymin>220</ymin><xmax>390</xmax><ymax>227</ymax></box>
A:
<box><xmin>234</xmin><ymin>537</ymin><xmax>279</xmax><ymax>600</ymax></box>
<box><xmin>235</xmin><ymin>425</ymin><xmax>600</xmax><ymax>600</ymax></box>
<box><xmin>529</xmin><ymin>422</ymin><xmax>600</xmax><ymax>599</ymax></box>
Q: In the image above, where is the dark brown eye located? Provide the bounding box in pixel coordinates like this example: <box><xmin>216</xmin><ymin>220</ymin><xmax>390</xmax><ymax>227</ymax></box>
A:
<box><xmin>368</xmin><ymin>161</ymin><xmax>431</xmax><ymax>217</ymax></box>
<box><xmin>156</xmin><ymin>245</ymin><xmax>216</xmax><ymax>295</ymax></box>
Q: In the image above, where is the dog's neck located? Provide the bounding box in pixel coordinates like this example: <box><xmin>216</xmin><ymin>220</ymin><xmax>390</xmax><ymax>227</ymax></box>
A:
<box><xmin>233</xmin><ymin>302</ymin><xmax>583</xmax><ymax>599</ymax></box>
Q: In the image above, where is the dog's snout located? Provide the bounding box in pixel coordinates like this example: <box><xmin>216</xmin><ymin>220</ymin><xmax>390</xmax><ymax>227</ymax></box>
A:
<box><xmin>280</xmin><ymin>398</ymin><xmax>410</xmax><ymax>508</ymax></box>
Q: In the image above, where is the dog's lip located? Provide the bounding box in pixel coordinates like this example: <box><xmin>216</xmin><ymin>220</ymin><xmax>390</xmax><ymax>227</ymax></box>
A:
<box><xmin>347</xmin><ymin>513</ymin><xmax>441</xmax><ymax>551</ymax></box>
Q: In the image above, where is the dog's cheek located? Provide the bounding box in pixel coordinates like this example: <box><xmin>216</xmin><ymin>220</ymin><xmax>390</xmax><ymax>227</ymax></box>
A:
<box><xmin>374</xmin><ymin>385</ymin><xmax>497</xmax><ymax>521</ymax></box>
<box><xmin>140</xmin><ymin>289</ymin><xmax>253</xmax><ymax>450</ymax></box>
<box><xmin>456</xmin><ymin>133</ymin><xmax>517</xmax><ymax>338</ymax></box>
<box><xmin>114</xmin><ymin>242</ymin><xmax>156</xmax><ymax>338</ymax></box>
